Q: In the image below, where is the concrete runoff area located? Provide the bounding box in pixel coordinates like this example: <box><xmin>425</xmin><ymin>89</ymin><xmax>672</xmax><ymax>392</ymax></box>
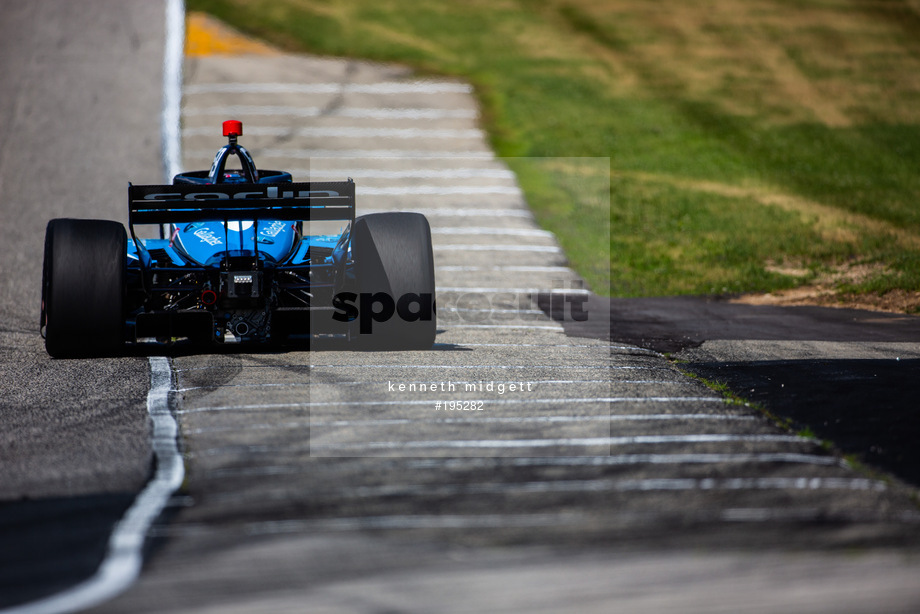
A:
<box><xmin>2</xmin><ymin>6</ymin><xmax>920</xmax><ymax>614</ymax></box>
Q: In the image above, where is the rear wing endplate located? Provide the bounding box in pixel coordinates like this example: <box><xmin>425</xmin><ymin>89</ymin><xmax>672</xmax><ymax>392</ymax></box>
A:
<box><xmin>128</xmin><ymin>181</ymin><xmax>356</xmax><ymax>225</ymax></box>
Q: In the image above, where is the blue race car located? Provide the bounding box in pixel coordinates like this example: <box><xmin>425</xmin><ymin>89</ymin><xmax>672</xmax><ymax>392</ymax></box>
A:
<box><xmin>41</xmin><ymin>121</ymin><xmax>436</xmax><ymax>357</ymax></box>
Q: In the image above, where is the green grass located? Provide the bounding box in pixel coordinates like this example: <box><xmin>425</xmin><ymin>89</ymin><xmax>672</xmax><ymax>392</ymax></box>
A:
<box><xmin>188</xmin><ymin>0</ymin><xmax>920</xmax><ymax>303</ymax></box>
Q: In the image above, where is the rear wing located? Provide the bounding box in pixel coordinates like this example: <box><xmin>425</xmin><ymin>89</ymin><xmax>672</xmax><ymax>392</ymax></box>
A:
<box><xmin>128</xmin><ymin>181</ymin><xmax>355</xmax><ymax>225</ymax></box>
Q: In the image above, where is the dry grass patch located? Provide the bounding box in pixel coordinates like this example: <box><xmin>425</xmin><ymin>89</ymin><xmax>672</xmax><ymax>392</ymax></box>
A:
<box><xmin>559</xmin><ymin>0</ymin><xmax>920</xmax><ymax>126</ymax></box>
<box><xmin>733</xmin><ymin>261</ymin><xmax>920</xmax><ymax>313</ymax></box>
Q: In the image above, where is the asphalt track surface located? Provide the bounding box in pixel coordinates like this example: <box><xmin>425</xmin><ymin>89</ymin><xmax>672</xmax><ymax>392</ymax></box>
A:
<box><xmin>3</xmin><ymin>3</ymin><xmax>920</xmax><ymax>613</ymax></box>
<box><xmin>0</xmin><ymin>1</ymin><xmax>164</xmax><ymax>608</ymax></box>
<box><xmin>599</xmin><ymin>296</ymin><xmax>920</xmax><ymax>486</ymax></box>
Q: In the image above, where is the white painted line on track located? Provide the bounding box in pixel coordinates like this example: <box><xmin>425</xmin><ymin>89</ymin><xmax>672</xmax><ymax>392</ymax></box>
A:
<box><xmin>360</xmin><ymin>186</ymin><xmax>521</xmax><ymax>196</ymax></box>
<box><xmin>431</xmin><ymin>227</ymin><xmax>553</xmax><ymax>237</ymax></box>
<box><xmin>175</xmin><ymin>364</ymin><xmax>646</xmax><ymax>372</ymax></box>
<box><xmin>185</xmin><ymin>413</ymin><xmax>751</xmax><ymax>435</ymax></box>
<box><xmin>614</xmin><ymin>380</ymin><xmax>686</xmax><ymax>385</ymax></box>
<box><xmin>409</xmin><ymin>453</ymin><xmax>848</xmax><ymax>469</ymax></box>
<box><xmin>441</xmin><ymin>307</ymin><xmax>546</xmax><ymax>314</ymax></box>
<box><xmin>309</xmin><ymin>433</ymin><xmax>816</xmax><ymax>451</ymax></box>
<box><xmin>293</xmin><ymin>168</ymin><xmax>515</xmax><ymax>179</ymax></box>
<box><xmin>177</xmin><ymin>382</ymin><xmax>306</xmax><ymax>392</ymax></box>
<box><xmin>176</xmin><ymin>396</ymin><xmax>725</xmax><ymax>415</ymax></box>
<box><xmin>257</xmin><ymin>477</ymin><xmax>887</xmax><ymax>499</ymax></box>
<box><xmin>311</xmin><ymin>413</ymin><xmax>753</xmax><ymax>426</ymax></box>
<box><xmin>183</xmin><ymin>105</ymin><xmax>479</xmax><ymax>119</ymax></box>
<box><xmin>437</xmin><ymin>286</ymin><xmax>589</xmax><ymax>293</ymax></box>
<box><xmin>183</xmin><ymin>429</ymin><xmax>818</xmax><ymax>458</ymax></box>
<box><xmin>698</xmin><ymin>477</ymin><xmax>888</xmax><ymax>491</ymax></box>
<box><xmin>262</xmin><ymin>149</ymin><xmax>493</xmax><ymax>159</ymax></box>
<box><xmin>437</xmin><ymin>265</ymin><xmax>572</xmax><ymax>272</ymax></box>
<box><xmin>202</xmin><ymin>453</ymin><xmax>847</xmax><ymax>479</ymax></box>
<box><xmin>309</xmin><ymin>395</ymin><xmax>723</xmax><ymax>406</ymax></box>
<box><xmin>187</xmin><ymin>148</ymin><xmax>494</xmax><ymax>159</ymax></box>
<box><xmin>434</xmin><ymin>245</ymin><xmax>561</xmax><ymax>252</ymax></box>
<box><xmin>611</xmin><ymin>345</ymin><xmax>661</xmax><ymax>352</ymax></box>
<box><xmin>425</xmin><ymin>342</ymin><xmax>650</xmax><ymax>356</ymax></box>
<box><xmin>184</xmin><ymin>81</ymin><xmax>474</xmax><ymax>95</ymax></box>
<box><xmin>442</xmin><ymin>324</ymin><xmax>564</xmax><ymax>331</ymax></box>
<box><xmin>2</xmin><ymin>359</ymin><xmax>183</xmax><ymax>614</ymax></box>
<box><xmin>449</xmin><ymin>342</ymin><xmax>609</xmax><ymax>348</ymax></box>
<box><xmin>177</xmin><ymin>379</ymin><xmax>612</xmax><ymax>392</ymax></box>
<box><xmin>183</xmin><ymin>126</ymin><xmax>485</xmax><ymax>139</ymax></box>
<box><xmin>357</xmin><ymin>208</ymin><xmax>534</xmax><ymax>218</ymax></box>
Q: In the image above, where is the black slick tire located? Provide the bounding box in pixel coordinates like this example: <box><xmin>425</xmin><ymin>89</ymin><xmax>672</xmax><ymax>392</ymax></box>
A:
<box><xmin>42</xmin><ymin>218</ymin><xmax>127</xmax><ymax>358</ymax></box>
<box><xmin>350</xmin><ymin>212</ymin><xmax>436</xmax><ymax>350</ymax></box>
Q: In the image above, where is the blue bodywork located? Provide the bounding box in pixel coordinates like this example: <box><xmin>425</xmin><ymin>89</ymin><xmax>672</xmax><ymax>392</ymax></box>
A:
<box><xmin>127</xmin><ymin>223</ymin><xmax>343</xmax><ymax>269</ymax></box>
<box><xmin>124</xmin><ymin>129</ymin><xmax>357</xmax><ymax>344</ymax></box>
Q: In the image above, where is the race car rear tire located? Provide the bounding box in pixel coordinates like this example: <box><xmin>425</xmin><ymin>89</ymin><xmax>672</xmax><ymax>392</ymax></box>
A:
<box><xmin>350</xmin><ymin>212</ymin><xmax>436</xmax><ymax>350</ymax></box>
<box><xmin>42</xmin><ymin>218</ymin><xmax>126</xmax><ymax>358</ymax></box>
